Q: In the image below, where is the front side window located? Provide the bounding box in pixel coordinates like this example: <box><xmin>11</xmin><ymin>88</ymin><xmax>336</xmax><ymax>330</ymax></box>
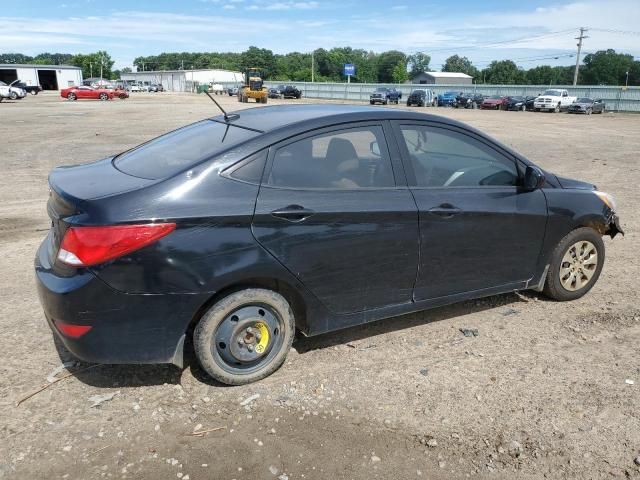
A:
<box><xmin>268</xmin><ymin>126</ymin><xmax>394</xmax><ymax>189</ymax></box>
<box><xmin>399</xmin><ymin>125</ymin><xmax>518</xmax><ymax>188</ymax></box>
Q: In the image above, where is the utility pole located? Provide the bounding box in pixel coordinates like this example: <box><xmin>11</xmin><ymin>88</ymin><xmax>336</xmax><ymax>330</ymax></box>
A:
<box><xmin>573</xmin><ymin>27</ymin><xmax>588</xmax><ymax>86</ymax></box>
<box><xmin>311</xmin><ymin>50</ymin><xmax>314</xmax><ymax>83</ymax></box>
<box><xmin>90</xmin><ymin>62</ymin><xmax>93</xmax><ymax>78</ymax></box>
<box><xmin>100</xmin><ymin>53</ymin><xmax>103</xmax><ymax>80</ymax></box>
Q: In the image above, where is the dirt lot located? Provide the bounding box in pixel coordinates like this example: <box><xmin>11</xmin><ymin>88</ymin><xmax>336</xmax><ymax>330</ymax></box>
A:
<box><xmin>0</xmin><ymin>92</ymin><xmax>638</xmax><ymax>480</ymax></box>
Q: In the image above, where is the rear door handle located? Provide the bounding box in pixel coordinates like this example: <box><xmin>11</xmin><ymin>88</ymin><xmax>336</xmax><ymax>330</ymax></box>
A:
<box><xmin>271</xmin><ymin>205</ymin><xmax>315</xmax><ymax>222</ymax></box>
<box><xmin>428</xmin><ymin>204</ymin><xmax>462</xmax><ymax>218</ymax></box>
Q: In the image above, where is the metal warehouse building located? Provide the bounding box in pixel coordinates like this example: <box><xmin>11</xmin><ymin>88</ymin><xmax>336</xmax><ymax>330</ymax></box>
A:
<box><xmin>0</xmin><ymin>64</ymin><xmax>83</xmax><ymax>90</ymax></box>
<box><xmin>411</xmin><ymin>71</ymin><xmax>473</xmax><ymax>85</ymax></box>
<box><xmin>121</xmin><ymin>69</ymin><xmax>244</xmax><ymax>92</ymax></box>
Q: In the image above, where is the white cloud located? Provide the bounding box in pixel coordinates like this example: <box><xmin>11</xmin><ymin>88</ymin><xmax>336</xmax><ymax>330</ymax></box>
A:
<box><xmin>223</xmin><ymin>4</ymin><xmax>236</xmax><ymax>8</ymax></box>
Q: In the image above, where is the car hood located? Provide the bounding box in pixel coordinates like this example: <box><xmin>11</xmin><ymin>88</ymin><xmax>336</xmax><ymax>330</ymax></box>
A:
<box><xmin>570</xmin><ymin>102</ymin><xmax>591</xmax><ymax>107</ymax></box>
<box><xmin>554</xmin><ymin>174</ymin><xmax>596</xmax><ymax>190</ymax></box>
<box><xmin>483</xmin><ymin>99</ymin><xmax>501</xmax><ymax>103</ymax></box>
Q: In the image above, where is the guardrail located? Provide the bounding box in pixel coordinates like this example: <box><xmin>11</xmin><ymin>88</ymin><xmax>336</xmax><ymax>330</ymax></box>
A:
<box><xmin>218</xmin><ymin>81</ymin><xmax>640</xmax><ymax>112</ymax></box>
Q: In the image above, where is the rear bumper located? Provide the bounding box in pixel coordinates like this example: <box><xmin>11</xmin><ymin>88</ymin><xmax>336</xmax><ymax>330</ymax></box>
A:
<box><xmin>35</xmin><ymin>239</ymin><xmax>208</xmax><ymax>366</ymax></box>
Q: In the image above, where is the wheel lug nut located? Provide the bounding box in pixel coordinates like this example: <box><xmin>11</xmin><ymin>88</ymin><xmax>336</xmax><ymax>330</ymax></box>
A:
<box><xmin>247</xmin><ymin>344</ymin><xmax>254</xmax><ymax>352</ymax></box>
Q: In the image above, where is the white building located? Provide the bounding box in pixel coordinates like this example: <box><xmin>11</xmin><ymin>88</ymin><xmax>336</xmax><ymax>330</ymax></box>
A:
<box><xmin>0</xmin><ymin>64</ymin><xmax>83</xmax><ymax>90</ymax></box>
<box><xmin>121</xmin><ymin>69</ymin><xmax>244</xmax><ymax>92</ymax></box>
<box><xmin>410</xmin><ymin>71</ymin><xmax>473</xmax><ymax>85</ymax></box>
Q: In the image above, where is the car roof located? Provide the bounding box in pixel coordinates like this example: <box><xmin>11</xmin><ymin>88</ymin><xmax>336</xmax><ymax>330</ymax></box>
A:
<box><xmin>214</xmin><ymin>104</ymin><xmax>465</xmax><ymax>133</ymax></box>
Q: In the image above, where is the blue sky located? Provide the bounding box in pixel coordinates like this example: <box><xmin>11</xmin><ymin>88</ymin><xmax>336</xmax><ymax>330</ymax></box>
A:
<box><xmin>1</xmin><ymin>0</ymin><xmax>639</xmax><ymax>69</ymax></box>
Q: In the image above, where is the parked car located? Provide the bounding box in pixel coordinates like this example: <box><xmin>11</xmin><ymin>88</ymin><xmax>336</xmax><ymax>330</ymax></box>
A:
<box><xmin>60</xmin><ymin>85</ymin><xmax>114</xmax><ymax>101</ymax></box>
<box><xmin>567</xmin><ymin>98</ymin><xmax>605</xmax><ymax>115</ymax></box>
<box><xmin>113</xmin><ymin>87</ymin><xmax>129</xmax><ymax>99</ymax></box>
<box><xmin>228</xmin><ymin>86</ymin><xmax>239</xmax><ymax>96</ymax></box>
<box><xmin>534</xmin><ymin>89</ymin><xmax>577</xmax><ymax>112</ymax></box>
<box><xmin>10</xmin><ymin>80</ymin><xmax>42</xmax><ymax>95</ymax></box>
<box><xmin>369</xmin><ymin>87</ymin><xmax>389</xmax><ymax>105</ymax></box>
<box><xmin>0</xmin><ymin>80</ymin><xmax>26</xmax><ymax>101</ymax></box>
<box><xmin>370</xmin><ymin>87</ymin><xmax>389</xmax><ymax>105</ymax></box>
<box><xmin>481</xmin><ymin>95</ymin><xmax>507</xmax><ymax>110</ymax></box>
<box><xmin>387</xmin><ymin>88</ymin><xmax>402</xmax><ymax>103</ymax></box>
<box><xmin>504</xmin><ymin>96</ymin><xmax>529</xmax><ymax>111</ymax></box>
<box><xmin>268</xmin><ymin>88</ymin><xmax>281</xmax><ymax>99</ymax></box>
<box><xmin>208</xmin><ymin>83</ymin><xmax>225</xmax><ymax>95</ymax></box>
<box><xmin>524</xmin><ymin>96</ymin><xmax>537</xmax><ymax>111</ymax></box>
<box><xmin>406</xmin><ymin>89</ymin><xmax>429</xmax><ymax>107</ymax></box>
<box><xmin>280</xmin><ymin>85</ymin><xmax>302</xmax><ymax>99</ymax></box>
<box><xmin>437</xmin><ymin>91</ymin><xmax>459</xmax><ymax>107</ymax></box>
<box><xmin>455</xmin><ymin>92</ymin><xmax>484</xmax><ymax>109</ymax></box>
<box><xmin>35</xmin><ymin>105</ymin><xmax>623</xmax><ymax>385</ymax></box>
<box><xmin>146</xmin><ymin>84</ymin><xmax>163</xmax><ymax>92</ymax></box>
<box><xmin>128</xmin><ymin>84</ymin><xmax>142</xmax><ymax>92</ymax></box>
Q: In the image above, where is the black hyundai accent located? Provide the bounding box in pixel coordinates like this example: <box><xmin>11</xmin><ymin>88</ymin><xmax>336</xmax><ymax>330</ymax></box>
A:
<box><xmin>35</xmin><ymin>105</ymin><xmax>623</xmax><ymax>385</ymax></box>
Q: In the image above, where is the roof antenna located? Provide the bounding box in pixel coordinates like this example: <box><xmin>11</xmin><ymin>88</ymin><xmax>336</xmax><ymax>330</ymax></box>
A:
<box><xmin>204</xmin><ymin>90</ymin><xmax>239</xmax><ymax>122</ymax></box>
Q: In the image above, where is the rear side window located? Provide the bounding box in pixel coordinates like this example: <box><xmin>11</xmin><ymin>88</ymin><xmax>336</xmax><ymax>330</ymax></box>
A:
<box><xmin>114</xmin><ymin>120</ymin><xmax>259</xmax><ymax>180</ymax></box>
<box><xmin>268</xmin><ymin>126</ymin><xmax>395</xmax><ymax>189</ymax></box>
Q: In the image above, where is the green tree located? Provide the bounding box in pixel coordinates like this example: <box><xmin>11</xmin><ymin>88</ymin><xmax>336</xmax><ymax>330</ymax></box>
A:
<box><xmin>240</xmin><ymin>46</ymin><xmax>276</xmax><ymax>78</ymax></box>
<box><xmin>377</xmin><ymin>50</ymin><xmax>407</xmax><ymax>83</ymax></box>
<box><xmin>33</xmin><ymin>53</ymin><xmax>74</xmax><ymax>65</ymax></box>
<box><xmin>0</xmin><ymin>53</ymin><xmax>33</xmax><ymax>63</ymax></box>
<box><xmin>392</xmin><ymin>62</ymin><xmax>409</xmax><ymax>83</ymax></box>
<box><xmin>71</xmin><ymin>51</ymin><xmax>115</xmax><ymax>79</ymax></box>
<box><xmin>442</xmin><ymin>55</ymin><xmax>478</xmax><ymax>78</ymax></box>
<box><xmin>481</xmin><ymin>60</ymin><xmax>525</xmax><ymax>84</ymax></box>
<box><xmin>581</xmin><ymin>49</ymin><xmax>635</xmax><ymax>85</ymax></box>
<box><xmin>407</xmin><ymin>52</ymin><xmax>431</xmax><ymax>78</ymax></box>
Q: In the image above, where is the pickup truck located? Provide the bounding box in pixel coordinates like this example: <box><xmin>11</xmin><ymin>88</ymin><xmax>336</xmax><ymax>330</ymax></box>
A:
<box><xmin>533</xmin><ymin>89</ymin><xmax>577</xmax><ymax>112</ymax></box>
<box><xmin>10</xmin><ymin>80</ymin><xmax>42</xmax><ymax>95</ymax></box>
<box><xmin>437</xmin><ymin>91</ymin><xmax>460</xmax><ymax>107</ymax></box>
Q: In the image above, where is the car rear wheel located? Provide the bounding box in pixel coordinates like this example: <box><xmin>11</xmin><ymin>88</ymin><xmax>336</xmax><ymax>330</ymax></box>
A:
<box><xmin>194</xmin><ymin>288</ymin><xmax>295</xmax><ymax>385</ymax></box>
<box><xmin>99</xmin><ymin>93</ymin><xmax>109</xmax><ymax>101</ymax></box>
<box><xmin>554</xmin><ymin>103</ymin><xmax>561</xmax><ymax>113</ymax></box>
<box><xmin>67</xmin><ymin>93</ymin><xmax>77</xmax><ymax>101</ymax></box>
<box><xmin>543</xmin><ymin>227</ymin><xmax>605</xmax><ymax>301</ymax></box>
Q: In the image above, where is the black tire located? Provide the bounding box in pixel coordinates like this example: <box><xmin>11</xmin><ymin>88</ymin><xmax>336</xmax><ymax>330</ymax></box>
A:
<box><xmin>543</xmin><ymin>227</ymin><xmax>605</xmax><ymax>301</ymax></box>
<box><xmin>67</xmin><ymin>93</ymin><xmax>77</xmax><ymax>101</ymax></box>
<box><xmin>99</xmin><ymin>93</ymin><xmax>109</xmax><ymax>101</ymax></box>
<box><xmin>406</xmin><ymin>102</ymin><xmax>411</xmax><ymax>106</ymax></box>
<box><xmin>194</xmin><ymin>288</ymin><xmax>295</xmax><ymax>385</ymax></box>
<box><xmin>370</xmin><ymin>100</ymin><xmax>374</xmax><ymax>105</ymax></box>
<box><xmin>554</xmin><ymin>103</ymin><xmax>561</xmax><ymax>113</ymax></box>
<box><xmin>10</xmin><ymin>91</ymin><xmax>18</xmax><ymax>100</ymax></box>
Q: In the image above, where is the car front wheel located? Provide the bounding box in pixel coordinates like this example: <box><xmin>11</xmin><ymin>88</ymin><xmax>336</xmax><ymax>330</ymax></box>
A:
<box><xmin>194</xmin><ymin>288</ymin><xmax>295</xmax><ymax>385</ymax></box>
<box><xmin>67</xmin><ymin>93</ymin><xmax>77</xmax><ymax>101</ymax></box>
<box><xmin>543</xmin><ymin>227</ymin><xmax>605</xmax><ymax>301</ymax></box>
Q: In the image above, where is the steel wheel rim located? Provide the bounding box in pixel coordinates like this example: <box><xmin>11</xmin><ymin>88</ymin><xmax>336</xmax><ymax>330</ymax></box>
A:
<box><xmin>212</xmin><ymin>304</ymin><xmax>284</xmax><ymax>374</ymax></box>
<box><xmin>559</xmin><ymin>240</ymin><xmax>598</xmax><ymax>291</ymax></box>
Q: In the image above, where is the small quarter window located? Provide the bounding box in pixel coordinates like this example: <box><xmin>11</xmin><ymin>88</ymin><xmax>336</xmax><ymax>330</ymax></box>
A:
<box><xmin>228</xmin><ymin>150</ymin><xmax>267</xmax><ymax>184</ymax></box>
<box><xmin>268</xmin><ymin>126</ymin><xmax>394</xmax><ymax>189</ymax></box>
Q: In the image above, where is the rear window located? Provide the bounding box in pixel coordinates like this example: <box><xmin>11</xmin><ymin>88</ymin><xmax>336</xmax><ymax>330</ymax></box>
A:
<box><xmin>114</xmin><ymin>120</ymin><xmax>259</xmax><ymax>180</ymax></box>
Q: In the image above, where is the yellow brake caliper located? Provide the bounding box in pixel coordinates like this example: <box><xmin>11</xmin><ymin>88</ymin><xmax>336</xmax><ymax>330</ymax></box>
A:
<box><xmin>254</xmin><ymin>322</ymin><xmax>270</xmax><ymax>354</ymax></box>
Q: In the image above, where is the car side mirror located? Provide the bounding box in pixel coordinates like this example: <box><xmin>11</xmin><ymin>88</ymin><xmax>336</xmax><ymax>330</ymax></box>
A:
<box><xmin>523</xmin><ymin>166</ymin><xmax>545</xmax><ymax>190</ymax></box>
<box><xmin>370</xmin><ymin>141</ymin><xmax>381</xmax><ymax>157</ymax></box>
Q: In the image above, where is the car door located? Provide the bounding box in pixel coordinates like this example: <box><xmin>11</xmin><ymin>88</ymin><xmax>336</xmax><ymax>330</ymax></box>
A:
<box><xmin>392</xmin><ymin>121</ymin><xmax>548</xmax><ymax>300</ymax></box>
<box><xmin>252</xmin><ymin>122</ymin><xmax>420</xmax><ymax>315</ymax></box>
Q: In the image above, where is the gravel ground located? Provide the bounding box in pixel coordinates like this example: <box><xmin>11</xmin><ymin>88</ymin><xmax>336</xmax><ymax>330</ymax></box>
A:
<box><xmin>0</xmin><ymin>92</ymin><xmax>638</xmax><ymax>480</ymax></box>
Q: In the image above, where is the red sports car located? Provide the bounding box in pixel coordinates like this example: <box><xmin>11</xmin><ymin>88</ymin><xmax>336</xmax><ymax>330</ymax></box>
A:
<box><xmin>480</xmin><ymin>95</ymin><xmax>507</xmax><ymax>110</ymax></box>
<box><xmin>60</xmin><ymin>85</ymin><xmax>114</xmax><ymax>101</ymax></box>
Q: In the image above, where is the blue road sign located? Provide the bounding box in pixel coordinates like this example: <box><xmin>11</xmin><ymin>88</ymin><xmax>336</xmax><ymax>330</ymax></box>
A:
<box><xmin>343</xmin><ymin>64</ymin><xmax>355</xmax><ymax>76</ymax></box>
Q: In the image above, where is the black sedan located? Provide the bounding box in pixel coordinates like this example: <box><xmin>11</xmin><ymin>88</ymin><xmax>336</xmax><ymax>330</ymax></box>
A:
<box><xmin>455</xmin><ymin>92</ymin><xmax>484</xmax><ymax>109</ymax></box>
<box><xmin>35</xmin><ymin>105</ymin><xmax>623</xmax><ymax>385</ymax></box>
<box><xmin>568</xmin><ymin>98</ymin><xmax>606</xmax><ymax>114</ymax></box>
<box><xmin>406</xmin><ymin>89</ymin><xmax>428</xmax><ymax>106</ymax></box>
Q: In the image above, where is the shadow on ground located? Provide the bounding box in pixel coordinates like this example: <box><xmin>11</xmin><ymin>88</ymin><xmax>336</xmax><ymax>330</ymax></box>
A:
<box><xmin>56</xmin><ymin>291</ymin><xmax>533</xmax><ymax>389</ymax></box>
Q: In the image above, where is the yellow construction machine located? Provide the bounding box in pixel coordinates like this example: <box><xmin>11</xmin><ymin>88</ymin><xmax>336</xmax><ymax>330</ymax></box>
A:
<box><xmin>238</xmin><ymin>68</ymin><xmax>268</xmax><ymax>104</ymax></box>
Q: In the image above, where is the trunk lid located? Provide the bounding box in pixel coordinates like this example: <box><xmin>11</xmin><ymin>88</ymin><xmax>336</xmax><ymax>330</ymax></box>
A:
<box><xmin>46</xmin><ymin>158</ymin><xmax>156</xmax><ymax>265</ymax></box>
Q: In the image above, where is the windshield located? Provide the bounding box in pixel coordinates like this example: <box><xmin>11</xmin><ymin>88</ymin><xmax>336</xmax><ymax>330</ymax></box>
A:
<box><xmin>509</xmin><ymin>96</ymin><xmax>524</xmax><ymax>101</ymax></box>
<box><xmin>576</xmin><ymin>97</ymin><xmax>592</xmax><ymax>103</ymax></box>
<box><xmin>543</xmin><ymin>90</ymin><xmax>563</xmax><ymax>96</ymax></box>
<box><xmin>114</xmin><ymin>120</ymin><xmax>260</xmax><ymax>180</ymax></box>
<box><xmin>411</xmin><ymin>90</ymin><xmax>425</xmax><ymax>95</ymax></box>
<box><xmin>375</xmin><ymin>88</ymin><xmax>387</xmax><ymax>92</ymax></box>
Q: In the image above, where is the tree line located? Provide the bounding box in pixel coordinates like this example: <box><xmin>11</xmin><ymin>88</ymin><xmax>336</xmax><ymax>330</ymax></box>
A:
<box><xmin>1</xmin><ymin>48</ymin><xmax>638</xmax><ymax>86</ymax></box>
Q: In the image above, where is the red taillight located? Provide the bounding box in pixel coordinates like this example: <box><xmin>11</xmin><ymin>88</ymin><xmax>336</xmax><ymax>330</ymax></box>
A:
<box><xmin>57</xmin><ymin>223</ymin><xmax>176</xmax><ymax>267</ymax></box>
<box><xmin>55</xmin><ymin>321</ymin><xmax>92</xmax><ymax>338</ymax></box>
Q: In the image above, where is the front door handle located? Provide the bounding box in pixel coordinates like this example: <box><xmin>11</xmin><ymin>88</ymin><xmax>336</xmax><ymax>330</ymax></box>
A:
<box><xmin>428</xmin><ymin>204</ymin><xmax>462</xmax><ymax>219</ymax></box>
<box><xmin>271</xmin><ymin>205</ymin><xmax>315</xmax><ymax>222</ymax></box>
